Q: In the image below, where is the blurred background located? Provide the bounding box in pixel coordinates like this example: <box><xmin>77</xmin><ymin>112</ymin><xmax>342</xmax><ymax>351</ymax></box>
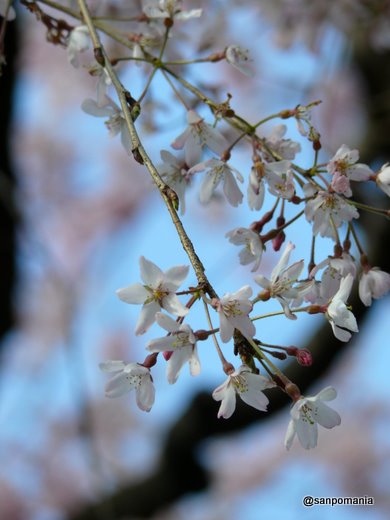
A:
<box><xmin>1</xmin><ymin>1</ymin><xmax>390</xmax><ymax>519</ymax></box>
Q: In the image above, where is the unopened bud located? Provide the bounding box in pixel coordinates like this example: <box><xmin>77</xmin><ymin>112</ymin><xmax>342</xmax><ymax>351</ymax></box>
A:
<box><xmin>272</xmin><ymin>231</ymin><xmax>286</xmax><ymax>251</ymax></box>
<box><xmin>194</xmin><ymin>329</ymin><xmax>209</xmax><ymax>341</ymax></box>
<box><xmin>163</xmin><ymin>351</ymin><xmax>173</xmax><ymax>361</ymax></box>
<box><xmin>269</xmin><ymin>350</ymin><xmax>287</xmax><ymax>360</ymax></box>
<box><xmin>296</xmin><ymin>349</ymin><xmax>312</xmax><ymax>366</ymax></box>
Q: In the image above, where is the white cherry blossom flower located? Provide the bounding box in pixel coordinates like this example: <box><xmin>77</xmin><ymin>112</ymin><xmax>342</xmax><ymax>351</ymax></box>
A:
<box><xmin>143</xmin><ymin>0</ymin><xmax>202</xmax><ymax>21</ymax></box>
<box><xmin>189</xmin><ymin>159</ymin><xmax>243</xmax><ymax>207</ymax></box>
<box><xmin>67</xmin><ymin>25</ymin><xmax>90</xmax><ymax>68</ymax></box>
<box><xmin>263</xmin><ymin>124</ymin><xmax>301</xmax><ymax>160</ymax></box>
<box><xmin>214</xmin><ymin>286</ymin><xmax>255</xmax><ymax>343</ymax></box>
<box><xmin>327</xmin><ymin>144</ymin><xmax>372</xmax><ymax>197</ymax></box>
<box><xmin>264</xmin><ymin>160</ymin><xmax>295</xmax><ymax>200</ymax></box>
<box><xmin>326</xmin><ymin>273</ymin><xmax>358</xmax><ymax>342</ymax></box>
<box><xmin>247</xmin><ymin>164</ymin><xmax>265</xmax><ymax>211</ymax></box>
<box><xmin>285</xmin><ymin>386</ymin><xmax>341</xmax><ymax>450</ymax></box>
<box><xmin>116</xmin><ymin>256</ymin><xmax>189</xmax><ymax>335</ymax></box>
<box><xmin>225</xmin><ymin>227</ymin><xmax>264</xmax><ymax>272</ymax></box>
<box><xmin>310</xmin><ymin>252</ymin><xmax>357</xmax><ymax>301</ymax></box>
<box><xmin>304</xmin><ymin>189</ymin><xmax>359</xmax><ymax>240</ymax></box>
<box><xmin>159</xmin><ymin>150</ymin><xmax>192</xmax><ymax>214</ymax></box>
<box><xmin>99</xmin><ymin>361</ymin><xmax>155</xmax><ymax>411</ymax></box>
<box><xmin>225</xmin><ymin>45</ymin><xmax>254</xmax><ymax>76</ymax></box>
<box><xmin>254</xmin><ymin>242</ymin><xmax>306</xmax><ymax>319</ymax></box>
<box><xmin>147</xmin><ymin>312</ymin><xmax>200</xmax><ymax>384</ymax></box>
<box><xmin>212</xmin><ymin>365</ymin><xmax>274</xmax><ymax>419</ymax></box>
<box><xmin>171</xmin><ymin>110</ymin><xmax>227</xmax><ymax>166</ymax></box>
<box><xmin>376</xmin><ymin>163</ymin><xmax>390</xmax><ymax>196</ymax></box>
<box><xmin>0</xmin><ymin>0</ymin><xmax>15</xmax><ymax>20</ymax></box>
<box><xmin>359</xmin><ymin>267</ymin><xmax>390</xmax><ymax>306</ymax></box>
<box><xmin>81</xmin><ymin>96</ymin><xmax>132</xmax><ymax>153</ymax></box>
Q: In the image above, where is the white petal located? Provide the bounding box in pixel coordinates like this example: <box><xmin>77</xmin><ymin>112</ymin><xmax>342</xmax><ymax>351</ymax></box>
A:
<box><xmin>116</xmin><ymin>283</ymin><xmax>148</xmax><ymax>304</ymax></box>
<box><xmin>313</xmin><ymin>401</ymin><xmax>341</xmax><ymax>429</ymax></box>
<box><xmin>223</xmin><ymin>170</ymin><xmax>243</xmax><ymax>207</ymax></box>
<box><xmin>147</xmin><ymin>336</ymin><xmax>176</xmax><ymax>352</ymax></box>
<box><xmin>200</xmin><ymin>172</ymin><xmax>219</xmax><ymax>204</ymax></box>
<box><xmin>81</xmin><ymin>98</ymin><xmax>113</xmax><ymax>117</ymax></box>
<box><xmin>213</xmin><ymin>383</ymin><xmax>237</xmax><ymax>419</ymax></box>
<box><xmin>229</xmin><ymin>315</ymin><xmax>256</xmax><ymax>340</ymax></box>
<box><xmin>189</xmin><ymin>347</ymin><xmax>201</xmax><ymax>377</ymax></box>
<box><xmin>105</xmin><ymin>372</ymin><xmax>133</xmax><ymax>398</ymax></box>
<box><xmin>330</xmin><ymin>321</ymin><xmax>352</xmax><ymax>342</ymax></box>
<box><xmin>164</xmin><ymin>264</ymin><xmax>189</xmax><ymax>289</ymax></box>
<box><xmin>219</xmin><ymin>312</ymin><xmax>234</xmax><ymax>343</ymax></box>
<box><xmin>271</xmin><ymin>241</ymin><xmax>295</xmax><ymax>281</ymax></box>
<box><xmin>314</xmin><ymin>386</ymin><xmax>338</xmax><ymax>401</ymax></box>
<box><xmin>139</xmin><ymin>256</ymin><xmax>163</xmax><ymax>286</ymax></box>
<box><xmin>296</xmin><ymin>416</ymin><xmax>318</xmax><ymax>449</ymax></box>
<box><xmin>166</xmin><ymin>348</ymin><xmax>191</xmax><ymax>384</ymax></box>
<box><xmin>162</xmin><ymin>293</ymin><xmax>189</xmax><ymax>316</ymax></box>
<box><xmin>284</xmin><ymin>419</ymin><xmax>296</xmax><ymax>450</ymax></box>
<box><xmin>155</xmin><ymin>312</ymin><xmax>179</xmax><ymax>333</ymax></box>
<box><xmin>99</xmin><ymin>360</ymin><xmax>126</xmax><ymax>372</ymax></box>
<box><xmin>136</xmin><ymin>378</ymin><xmax>155</xmax><ymax>411</ymax></box>
<box><xmin>254</xmin><ymin>275</ymin><xmax>271</xmax><ymax>290</ymax></box>
<box><xmin>135</xmin><ymin>301</ymin><xmax>160</xmax><ymax>335</ymax></box>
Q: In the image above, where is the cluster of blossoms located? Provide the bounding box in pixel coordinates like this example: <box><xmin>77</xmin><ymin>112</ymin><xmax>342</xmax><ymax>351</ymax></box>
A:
<box><xmin>22</xmin><ymin>0</ymin><xmax>390</xmax><ymax>451</ymax></box>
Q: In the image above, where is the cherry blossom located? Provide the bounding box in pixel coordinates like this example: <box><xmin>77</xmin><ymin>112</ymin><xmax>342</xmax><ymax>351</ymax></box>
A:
<box><xmin>67</xmin><ymin>25</ymin><xmax>90</xmax><ymax>68</ymax></box>
<box><xmin>213</xmin><ymin>286</ymin><xmax>255</xmax><ymax>343</ymax></box>
<box><xmin>171</xmin><ymin>110</ymin><xmax>228</xmax><ymax>166</ymax></box>
<box><xmin>212</xmin><ymin>365</ymin><xmax>274</xmax><ymax>419</ymax></box>
<box><xmin>81</xmin><ymin>96</ymin><xmax>132</xmax><ymax>153</ymax></box>
<box><xmin>310</xmin><ymin>252</ymin><xmax>357</xmax><ymax>301</ymax></box>
<box><xmin>225</xmin><ymin>45</ymin><xmax>254</xmax><ymax>76</ymax></box>
<box><xmin>99</xmin><ymin>361</ymin><xmax>155</xmax><ymax>411</ymax></box>
<box><xmin>304</xmin><ymin>187</ymin><xmax>359</xmax><ymax>239</ymax></box>
<box><xmin>247</xmin><ymin>164</ymin><xmax>266</xmax><ymax>211</ymax></box>
<box><xmin>285</xmin><ymin>386</ymin><xmax>341</xmax><ymax>450</ymax></box>
<box><xmin>116</xmin><ymin>256</ymin><xmax>189</xmax><ymax>335</ymax></box>
<box><xmin>254</xmin><ymin>242</ymin><xmax>307</xmax><ymax>319</ymax></box>
<box><xmin>264</xmin><ymin>160</ymin><xmax>295</xmax><ymax>200</ymax></box>
<box><xmin>263</xmin><ymin>124</ymin><xmax>301</xmax><ymax>161</ymax></box>
<box><xmin>189</xmin><ymin>159</ymin><xmax>244</xmax><ymax>207</ymax></box>
<box><xmin>147</xmin><ymin>312</ymin><xmax>200</xmax><ymax>384</ymax></box>
<box><xmin>159</xmin><ymin>150</ymin><xmax>192</xmax><ymax>214</ymax></box>
<box><xmin>376</xmin><ymin>163</ymin><xmax>390</xmax><ymax>197</ymax></box>
<box><xmin>225</xmin><ymin>227</ymin><xmax>264</xmax><ymax>272</ymax></box>
<box><xmin>359</xmin><ymin>267</ymin><xmax>390</xmax><ymax>306</ymax></box>
<box><xmin>326</xmin><ymin>273</ymin><xmax>358</xmax><ymax>342</ymax></box>
<box><xmin>327</xmin><ymin>144</ymin><xmax>372</xmax><ymax>197</ymax></box>
<box><xmin>143</xmin><ymin>0</ymin><xmax>202</xmax><ymax>21</ymax></box>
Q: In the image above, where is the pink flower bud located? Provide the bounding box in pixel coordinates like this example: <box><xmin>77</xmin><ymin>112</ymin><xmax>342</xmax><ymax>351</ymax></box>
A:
<box><xmin>163</xmin><ymin>351</ymin><xmax>173</xmax><ymax>361</ymax></box>
<box><xmin>296</xmin><ymin>349</ymin><xmax>312</xmax><ymax>366</ymax></box>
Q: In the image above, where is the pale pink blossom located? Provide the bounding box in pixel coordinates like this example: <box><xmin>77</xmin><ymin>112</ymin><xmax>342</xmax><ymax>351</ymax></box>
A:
<box><xmin>327</xmin><ymin>144</ymin><xmax>372</xmax><ymax>197</ymax></box>
<box><xmin>143</xmin><ymin>0</ymin><xmax>202</xmax><ymax>21</ymax></box>
<box><xmin>304</xmin><ymin>188</ymin><xmax>359</xmax><ymax>240</ymax></box>
<box><xmin>116</xmin><ymin>256</ymin><xmax>189</xmax><ymax>335</ymax></box>
<box><xmin>359</xmin><ymin>267</ymin><xmax>390</xmax><ymax>306</ymax></box>
<box><xmin>285</xmin><ymin>386</ymin><xmax>341</xmax><ymax>450</ymax></box>
<box><xmin>81</xmin><ymin>96</ymin><xmax>132</xmax><ymax>153</ymax></box>
<box><xmin>171</xmin><ymin>110</ymin><xmax>227</xmax><ymax>166</ymax></box>
<box><xmin>225</xmin><ymin>45</ymin><xmax>254</xmax><ymax>76</ymax></box>
<box><xmin>263</xmin><ymin>124</ymin><xmax>301</xmax><ymax>160</ymax></box>
<box><xmin>310</xmin><ymin>252</ymin><xmax>357</xmax><ymax>301</ymax></box>
<box><xmin>189</xmin><ymin>158</ymin><xmax>243</xmax><ymax>207</ymax></box>
<box><xmin>247</xmin><ymin>165</ymin><xmax>265</xmax><ymax>211</ymax></box>
<box><xmin>326</xmin><ymin>273</ymin><xmax>358</xmax><ymax>342</ymax></box>
<box><xmin>147</xmin><ymin>312</ymin><xmax>200</xmax><ymax>384</ymax></box>
<box><xmin>99</xmin><ymin>361</ymin><xmax>155</xmax><ymax>411</ymax></box>
<box><xmin>212</xmin><ymin>365</ymin><xmax>274</xmax><ymax>419</ymax></box>
<box><xmin>376</xmin><ymin>163</ymin><xmax>390</xmax><ymax>197</ymax></box>
<box><xmin>225</xmin><ymin>227</ymin><xmax>264</xmax><ymax>272</ymax></box>
<box><xmin>254</xmin><ymin>242</ymin><xmax>306</xmax><ymax>319</ymax></box>
<box><xmin>264</xmin><ymin>160</ymin><xmax>295</xmax><ymax>200</ymax></box>
<box><xmin>159</xmin><ymin>150</ymin><xmax>192</xmax><ymax>214</ymax></box>
<box><xmin>214</xmin><ymin>286</ymin><xmax>255</xmax><ymax>343</ymax></box>
<box><xmin>67</xmin><ymin>25</ymin><xmax>90</xmax><ymax>68</ymax></box>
